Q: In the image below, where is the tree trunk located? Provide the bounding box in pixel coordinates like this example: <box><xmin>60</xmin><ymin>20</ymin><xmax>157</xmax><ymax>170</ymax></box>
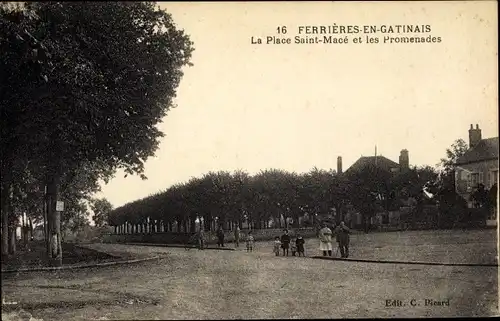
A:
<box><xmin>20</xmin><ymin>215</ymin><xmax>24</xmax><ymax>245</ymax></box>
<box><xmin>22</xmin><ymin>221</ymin><xmax>28</xmax><ymax>248</ymax></box>
<box><xmin>8</xmin><ymin>223</ymin><xmax>16</xmax><ymax>255</ymax></box>
<box><xmin>1</xmin><ymin>153</ymin><xmax>13</xmax><ymax>257</ymax></box>
<box><xmin>190</xmin><ymin>217</ymin><xmax>196</xmax><ymax>233</ymax></box>
<box><xmin>46</xmin><ymin>171</ymin><xmax>63</xmax><ymax>267</ymax></box>
<box><xmin>1</xmin><ymin>182</ymin><xmax>10</xmax><ymax>256</ymax></box>
<box><xmin>206</xmin><ymin>216</ymin><xmax>212</xmax><ymax>231</ymax></box>
<box><xmin>43</xmin><ymin>191</ymin><xmax>49</xmax><ymax>254</ymax></box>
<box><xmin>46</xmin><ymin>154</ymin><xmax>62</xmax><ymax>266</ymax></box>
<box><xmin>29</xmin><ymin>217</ymin><xmax>34</xmax><ymax>240</ymax></box>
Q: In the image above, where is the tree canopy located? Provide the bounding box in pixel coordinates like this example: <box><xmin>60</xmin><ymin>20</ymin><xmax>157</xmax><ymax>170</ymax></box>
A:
<box><xmin>108</xmin><ymin>164</ymin><xmax>439</xmax><ymax>233</ymax></box>
<box><xmin>0</xmin><ymin>2</ymin><xmax>194</xmax><ymax>264</ymax></box>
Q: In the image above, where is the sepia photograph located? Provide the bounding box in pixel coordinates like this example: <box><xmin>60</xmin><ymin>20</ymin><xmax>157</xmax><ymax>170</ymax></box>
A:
<box><xmin>1</xmin><ymin>1</ymin><xmax>498</xmax><ymax>320</ymax></box>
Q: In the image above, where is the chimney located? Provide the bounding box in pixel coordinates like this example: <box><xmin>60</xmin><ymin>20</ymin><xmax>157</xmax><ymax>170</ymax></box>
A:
<box><xmin>468</xmin><ymin>124</ymin><xmax>482</xmax><ymax>149</ymax></box>
<box><xmin>337</xmin><ymin>156</ymin><xmax>343</xmax><ymax>174</ymax></box>
<box><xmin>399</xmin><ymin>149</ymin><xmax>409</xmax><ymax>170</ymax></box>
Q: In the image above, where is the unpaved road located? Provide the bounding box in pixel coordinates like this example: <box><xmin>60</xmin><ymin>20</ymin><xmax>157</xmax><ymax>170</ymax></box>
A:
<box><xmin>2</xmin><ymin>229</ymin><xmax>498</xmax><ymax>319</ymax></box>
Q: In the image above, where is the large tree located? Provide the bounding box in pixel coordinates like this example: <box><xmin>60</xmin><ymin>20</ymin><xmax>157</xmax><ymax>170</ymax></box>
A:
<box><xmin>437</xmin><ymin>139</ymin><xmax>468</xmax><ymax>190</ymax></box>
<box><xmin>90</xmin><ymin>198</ymin><xmax>114</xmax><ymax>228</ymax></box>
<box><xmin>346</xmin><ymin>164</ymin><xmax>392</xmax><ymax>232</ymax></box>
<box><xmin>0</xmin><ymin>2</ymin><xmax>193</xmax><ymax>265</ymax></box>
<box><xmin>427</xmin><ymin>139</ymin><xmax>469</xmax><ymax>227</ymax></box>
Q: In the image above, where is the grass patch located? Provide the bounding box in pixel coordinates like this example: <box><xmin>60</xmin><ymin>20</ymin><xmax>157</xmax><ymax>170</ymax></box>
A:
<box><xmin>1</xmin><ymin>241</ymin><xmax>118</xmax><ymax>270</ymax></box>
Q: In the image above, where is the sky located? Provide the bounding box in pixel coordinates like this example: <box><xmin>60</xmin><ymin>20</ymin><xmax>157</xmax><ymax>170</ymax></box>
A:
<box><xmin>96</xmin><ymin>1</ymin><xmax>498</xmax><ymax>208</ymax></box>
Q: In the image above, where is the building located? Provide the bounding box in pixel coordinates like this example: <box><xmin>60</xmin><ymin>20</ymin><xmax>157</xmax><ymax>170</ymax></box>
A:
<box><xmin>455</xmin><ymin>124</ymin><xmax>498</xmax><ymax>224</ymax></box>
<box><xmin>343</xmin><ymin>149</ymin><xmax>410</xmax><ymax>174</ymax></box>
<box><xmin>339</xmin><ymin>149</ymin><xmax>411</xmax><ymax>229</ymax></box>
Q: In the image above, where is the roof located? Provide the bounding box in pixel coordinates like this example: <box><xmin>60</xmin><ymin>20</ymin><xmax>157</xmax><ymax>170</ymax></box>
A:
<box><xmin>346</xmin><ymin>155</ymin><xmax>400</xmax><ymax>173</ymax></box>
<box><xmin>456</xmin><ymin>137</ymin><xmax>499</xmax><ymax>165</ymax></box>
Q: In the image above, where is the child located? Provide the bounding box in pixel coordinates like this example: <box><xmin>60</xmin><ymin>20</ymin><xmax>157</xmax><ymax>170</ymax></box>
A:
<box><xmin>280</xmin><ymin>229</ymin><xmax>291</xmax><ymax>256</ymax></box>
<box><xmin>290</xmin><ymin>239</ymin><xmax>297</xmax><ymax>256</ymax></box>
<box><xmin>246</xmin><ymin>231</ymin><xmax>255</xmax><ymax>252</ymax></box>
<box><xmin>273</xmin><ymin>236</ymin><xmax>281</xmax><ymax>256</ymax></box>
<box><xmin>296</xmin><ymin>234</ymin><xmax>305</xmax><ymax>257</ymax></box>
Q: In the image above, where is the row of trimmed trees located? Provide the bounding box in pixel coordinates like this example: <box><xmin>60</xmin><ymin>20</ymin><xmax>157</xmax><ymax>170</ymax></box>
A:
<box><xmin>0</xmin><ymin>2</ymin><xmax>194</xmax><ymax>265</ymax></box>
<box><xmin>109</xmin><ymin>165</ymin><xmax>441</xmax><ymax>234</ymax></box>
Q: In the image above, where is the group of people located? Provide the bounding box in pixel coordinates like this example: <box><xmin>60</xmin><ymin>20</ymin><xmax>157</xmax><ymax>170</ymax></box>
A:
<box><xmin>196</xmin><ymin>221</ymin><xmax>351</xmax><ymax>258</ymax></box>
<box><xmin>273</xmin><ymin>229</ymin><xmax>306</xmax><ymax>257</ymax></box>
<box><xmin>318</xmin><ymin>221</ymin><xmax>351</xmax><ymax>258</ymax></box>
<box><xmin>197</xmin><ymin>225</ymin><xmax>255</xmax><ymax>252</ymax></box>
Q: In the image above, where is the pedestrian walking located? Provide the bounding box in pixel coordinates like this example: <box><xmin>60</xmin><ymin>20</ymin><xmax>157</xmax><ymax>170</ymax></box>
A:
<box><xmin>246</xmin><ymin>231</ymin><xmax>255</xmax><ymax>252</ymax></box>
<box><xmin>198</xmin><ymin>228</ymin><xmax>205</xmax><ymax>250</ymax></box>
<box><xmin>295</xmin><ymin>234</ymin><xmax>305</xmax><ymax>257</ymax></box>
<box><xmin>291</xmin><ymin>238</ymin><xmax>297</xmax><ymax>256</ymax></box>
<box><xmin>280</xmin><ymin>229</ymin><xmax>291</xmax><ymax>256</ymax></box>
<box><xmin>336</xmin><ymin>221</ymin><xmax>351</xmax><ymax>258</ymax></box>
<box><xmin>234</xmin><ymin>226</ymin><xmax>241</xmax><ymax>248</ymax></box>
<box><xmin>318</xmin><ymin>222</ymin><xmax>333</xmax><ymax>256</ymax></box>
<box><xmin>217</xmin><ymin>225</ymin><xmax>225</xmax><ymax>247</ymax></box>
<box><xmin>273</xmin><ymin>236</ymin><xmax>281</xmax><ymax>256</ymax></box>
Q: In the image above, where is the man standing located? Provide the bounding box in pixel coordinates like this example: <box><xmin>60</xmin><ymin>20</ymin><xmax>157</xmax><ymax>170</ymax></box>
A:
<box><xmin>217</xmin><ymin>225</ymin><xmax>225</xmax><ymax>247</ymax></box>
<box><xmin>234</xmin><ymin>226</ymin><xmax>241</xmax><ymax>248</ymax></box>
<box><xmin>336</xmin><ymin>221</ymin><xmax>350</xmax><ymax>258</ymax></box>
<box><xmin>318</xmin><ymin>222</ymin><xmax>333</xmax><ymax>256</ymax></box>
<box><xmin>198</xmin><ymin>228</ymin><xmax>205</xmax><ymax>250</ymax></box>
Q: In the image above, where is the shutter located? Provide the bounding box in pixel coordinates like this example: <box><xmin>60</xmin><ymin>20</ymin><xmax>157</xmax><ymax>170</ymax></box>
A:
<box><xmin>479</xmin><ymin>172</ymin><xmax>484</xmax><ymax>185</ymax></box>
<box><xmin>467</xmin><ymin>174</ymin><xmax>471</xmax><ymax>190</ymax></box>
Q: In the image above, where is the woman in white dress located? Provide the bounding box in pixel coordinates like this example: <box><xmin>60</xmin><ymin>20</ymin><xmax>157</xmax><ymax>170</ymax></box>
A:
<box><xmin>318</xmin><ymin>223</ymin><xmax>333</xmax><ymax>256</ymax></box>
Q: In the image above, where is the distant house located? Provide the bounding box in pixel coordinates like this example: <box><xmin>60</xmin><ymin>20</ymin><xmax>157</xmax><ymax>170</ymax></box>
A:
<box><xmin>343</xmin><ymin>149</ymin><xmax>410</xmax><ymax>174</ymax></box>
<box><xmin>337</xmin><ymin>149</ymin><xmax>411</xmax><ymax>229</ymax></box>
<box><xmin>455</xmin><ymin>124</ymin><xmax>498</xmax><ymax>224</ymax></box>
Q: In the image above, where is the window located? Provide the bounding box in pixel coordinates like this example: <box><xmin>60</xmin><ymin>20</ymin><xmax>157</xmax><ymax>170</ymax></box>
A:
<box><xmin>490</xmin><ymin>170</ymin><xmax>499</xmax><ymax>188</ymax></box>
<box><xmin>468</xmin><ymin>173</ymin><xmax>475</xmax><ymax>190</ymax></box>
<box><xmin>469</xmin><ymin>172</ymin><xmax>481</xmax><ymax>189</ymax></box>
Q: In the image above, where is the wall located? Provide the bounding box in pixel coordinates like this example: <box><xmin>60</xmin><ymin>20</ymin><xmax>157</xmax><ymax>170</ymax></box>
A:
<box><xmin>346</xmin><ymin>205</ymin><xmax>491</xmax><ymax>231</ymax></box>
<box><xmin>103</xmin><ymin>227</ymin><xmax>318</xmax><ymax>245</ymax></box>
